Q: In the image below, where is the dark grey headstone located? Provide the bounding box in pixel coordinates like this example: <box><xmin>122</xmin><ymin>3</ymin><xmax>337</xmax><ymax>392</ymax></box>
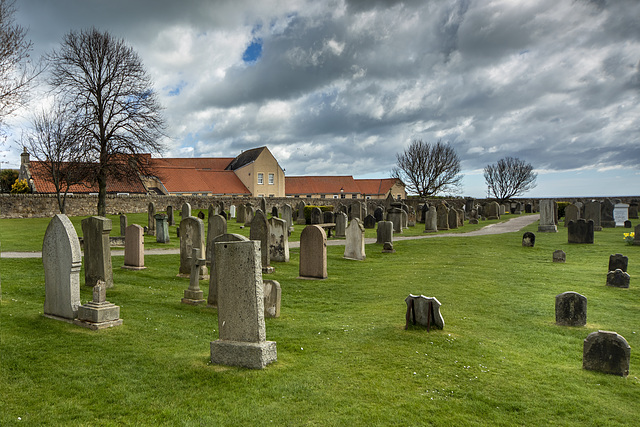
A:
<box><xmin>583</xmin><ymin>330</ymin><xmax>630</xmax><ymax>376</ymax></box>
<box><xmin>363</xmin><ymin>214</ymin><xmax>376</xmax><ymax>229</ymax></box>
<box><xmin>601</xmin><ymin>199</ymin><xmax>615</xmax><ymax>228</ymax></box>
<box><xmin>310</xmin><ymin>207</ymin><xmax>323</xmax><ymax>225</ymax></box>
<box><xmin>606</xmin><ymin>269</ymin><xmax>630</xmax><ymax>288</ymax></box>
<box><xmin>197</xmin><ymin>211</ymin><xmax>205</xmax><ymax>220</ymax></box>
<box><xmin>374</xmin><ymin>207</ymin><xmax>384</xmax><ymax>223</ymax></box>
<box><xmin>624</xmin><ymin>220</ymin><xmax>632</xmax><ymax>228</ymax></box>
<box><xmin>568</xmin><ymin>219</ymin><xmax>594</xmax><ymax>244</ymax></box>
<box><xmin>608</xmin><ymin>253</ymin><xmax>628</xmax><ymax>272</ymax></box>
<box><xmin>555</xmin><ymin>291</ymin><xmax>587</xmax><ymax>326</ymax></box>
<box><xmin>323</xmin><ymin>211</ymin><xmax>334</xmax><ymax>224</ymax></box>
<box><xmin>522</xmin><ymin>232</ymin><xmax>535</xmax><ymax>247</ymax></box>
<box><xmin>404</xmin><ymin>294</ymin><xmax>444</xmax><ymax>330</ymax></box>
<box><xmin>553</xmin><ymin>250</ymin><xmax>566</xmax><ymax>263</ymax></box>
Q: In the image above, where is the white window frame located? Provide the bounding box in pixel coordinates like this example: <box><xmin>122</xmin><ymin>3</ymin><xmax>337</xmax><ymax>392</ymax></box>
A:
<box><xmin>257</xmin><ymin>173</ymin><xmax>264</xmax><ymax>185</ymax></box>
<box><xmin>268</xmin><ymin>173</ymin><xmax>274</xmax><ymax>185</ymax></box>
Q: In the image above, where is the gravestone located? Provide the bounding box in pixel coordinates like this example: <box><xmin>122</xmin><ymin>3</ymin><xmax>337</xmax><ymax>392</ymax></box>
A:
<box><xmin>584</xmin><ymin>201</ymin><xmax>602</xmax><ymax>231</ymax></box>
<box><xmin>448</xmin><ymin>209</ymin><xmax>458</xmax><ymax>230</ymax></box>
<box><xmin>613</xmin><ymin>203</ymin><xmax>629</xmax><ymax>227</ymax></box>
<box><xmin>147</xmin><ymin>202</ymin><xmax>156</xmax><ymax>236</ymax></box>
<box><xmin>363</xmin><ymin>214</ymin><xmax>376</xmax><ymax>229</ymax></box>
<box><xmin>424</xmin><ymin>206</ymin><xmax>437</xmax><ymax>233</ymax></box>
<box><xmin>282</xmin><ymin>204</ymin><xmax>293</xmax><ymax>231</ymax></box>
<box><xmin>350</xmin><ymin>201</ymin><xmax>363</xmax><ymax>221</ymax></box>
<box><xmin>468</xmin><ymin>209</ymin><xmax>479</xmax><ymax>225</ymax></box>
<box><xmin>606</xmin><ymin>269</ymin><xmax>630</xmax><ymax>288</ymax></box>
<box><xmin>514</xmin><ymin>202</ymin><xmax>522</xmax><ymax>214</ymax></box>
<box><xmin>436</xmin><ymin>204</ymin><xmax>449</xmax><ymax>231</ymax></box>
<box><xmin>601</xmin><ymin>199</ymin><xmax>615</xmax><ymax>228</ymax></box>
<box><xmin>119</xmin><ymin>214</ymin><xmax>127</xmax><ymax>236</ymax></box>
<box><xmin>167</xmin><ymin>205</ymin><xmax>175</xmax><ymax>225</ymax></box>
<box><xmin>499</xmin><ymin>204</ymin><xmax>506</xmax><ymax>215</ymax></box>
<box><xmin>259</xmin><ymin>197</ymin><xmax>267</xmax><ymax>214</ymax></box>
<box><xmin>268</xmin><ymin>217</ymin><xmax>289</xmax><ymax>263</ymax></box>
<box><xmin>323</xmin><ymin>211</ymin><xmax>334</xmax><ymax>224</ymax></box>
<box><xmin>583</xmin><ymin>331</ymin><xmax>630</xmax><ymax>376</ymax></box>
<box><xmin>538</xmin><ymin>200</ymin><xmax>557</xmax><ymax>232</ymax></box>
<box><xmin>74</xmin><ymin>280</ymin><xmax>123</xmax><ymax>330</ymax></box>
<box><xmin>456</xmin><ymin>208</ymin><xmax>464</xmax><ymax>227</ymax></box>
<box><xmin>522</xmin><ymin>232</ymin><xmax>536</xmax><ymax>247</ymax></box>
<box><xmin>635</xmin><ymin>224</ymin><xmax>640</xmax><ymax>246</ymax></box>
<box><xmin>486</xmin><ymin>202</ymin><xmax>500</xmax><ymax>220</ymax></box>
<box><xmin>624</xmin><ymin>220</ymin><xmax>632</xmax><ymax>228</ymax></box>
<box><xmin>382</xmin><ymin>241</ymin><xmax>395</xmax><ymax>253</ymax></box>
<box><xmin>374</xmin><ymin>207</ymin><xmax>384</xmax><ymax>223</ymax></box>
<box><xmin>230</xmin><ymin>205</ymin><xmax>237</xmax><ymax>219</ymax></box>
<box><xmin>250</xmin><ymin>210</ymin><xmax>272</xmax><ymax>273</ymax></box>
<box><xmin>525</xmin><ymin>203</ymin><xmax>532</xmax><ymax>213</ymax></box>
<box><xmin>568</xmin><ymin>219</ymin><xmax>594</xmax><ymax>244</ymax></box>
<box><xmin>207</xmin><ymin>233</ymin><xmax>249</xmax><ymax>307</ymax></box>
<box><xmin>236</xmin><ymin>204</ymin><xmax>245</xmax><ymax>223</ymax></box>
<box><xmin>206</xmin><ymin>214</ymin><xmax>227</xmax><ymax>266</ymax></box>
<box><xmin>299</xmin><ymin>225</ymin><xmax>327</xmax><ymax>279</ymax></box>
<box><xmin>155</xmin><ymin>214</ymin><xmax>170</xmax><ymax>243</ymax></box>
<box><xmin>208</xmin><ymin>204</ymin><xmax>217</xmax><ymax>219</ymax></box>
<box><xmin>43</xmin><ymin>214</ymin><xmax>81</xmax><ymax>321</ymax></box>
<box><xmin>122</xmin><ymin>224</ymin><xmax>146</xmax><ymax>270</ymax></box>
<box><xmin>296</xmin><ymin>201</ymin><xmax>306</xmax><ymax>225</ymax></box>
<box><xmin>608</xmin><ymin>253</ymin><xmax>628</xmax><ymax>273</ymax></box>
<box><xmin>553</xmin><ymin>250</ymin><xmax>566</xmax><ymax>263</ymax></box>
<box><xmin>245</xmin><ymin>205</ymin><xmax>255</xmax><ymax>226</ymax></box>
<box><xmin>344</xmin><ymin>219</ymin><xmax>366</xmax><ymax>261</ymax></box>
<box><xmin>401</xmin><ymin>210</ymin><xmax>408</xmax><ymax>229</ymax></box>
<box><xmin>555</xmin><ymin>291</ymin><xmax>587</xmax><ymax>326</ymax></box>
<box><xmin>81</xmin><ymin>216</ymin><xmax>113</xmax><ymax>288</ymax></box>
<box><xmin>271</xmin><ymin>206</ymin><xmax>279</xmax><ymax>218</ymax></box>
<box><xmin>210</xmin><ymin>240</ymin><xmax>277</xmax><ymax>369</ymax></box>
<box><xmin>387</xmin><ymin>207</ymin><xmax>403</xmax><ymax>233</ymax></box>
<box><xmin>564</xmin><ymin>204</ymin><xmax>580</xmax><ymax>227</ymax></box>
<box><xmin>465</xmin><ymin>198</ymin><xmax>475</xmax><ymax>214</ymax></box>
<box><xmin>404</xmin><ymin>294</ymin><xmax>444</xmax><ymax>331</ymax></box>
<box><xmin>629</xmin><ymin>200</ymin><xmax>639</xmax><ymax>219</ymax></box>
<box><xmin>181</xmin><ymin>202</ymin><xmax>192</xmax><ymax>219</ymax></box>
<box><xmin>263</xmin><ymin>280</ymin><xmax>281</xmax><ymax>318</ymax></box>
<box><xmin>182</xmin><ymin>248</ymin><xmax>206</xmax><ymax>305</ymax></box>
<box><xmin>376</xmin><ymin>221</ymin><xmax>393</xmax><ymax>245</ymax></box>
<box><xmin>310</xmin><ymin>207</ymin><xmax>323</xmax><ymax>225</ymax></box>
<box><xmin>179</xmin><ymin>216</ymin><xmax>208</xmax><ymax>278</ymax></box>
<box><xmin>335</xmin><ymin>212</ymin><xmax>348</xmax><ymax>238</ymax></box>
<box><xmin>197</xmin><ymin>211</ymin><xmax>205</xmax><ymax>220</ymax></box>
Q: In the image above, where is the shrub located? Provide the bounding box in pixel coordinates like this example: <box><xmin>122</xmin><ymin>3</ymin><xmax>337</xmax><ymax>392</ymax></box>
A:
<box><xmin>303</xmin><ymin>205</ymin><xmax>334</xmax><ymax>224</ymax></box>
<box><xmin>10</xmin><ymin>178</ymin><xmax>30</xmax><ymax>194</ymax></box>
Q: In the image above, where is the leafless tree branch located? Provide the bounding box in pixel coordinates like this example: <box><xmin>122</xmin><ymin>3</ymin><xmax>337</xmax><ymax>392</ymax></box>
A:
<box><xmin>483</xmin><ymin>156</ymin><xmax>537</xmax><ymax>204</ymax></box>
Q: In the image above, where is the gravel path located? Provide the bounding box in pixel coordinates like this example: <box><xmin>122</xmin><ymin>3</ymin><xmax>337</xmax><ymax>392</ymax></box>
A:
<box><xmin>1</xmin><ymin>214</ymin><xmax>540</xmax><ymax>258</ymax></box>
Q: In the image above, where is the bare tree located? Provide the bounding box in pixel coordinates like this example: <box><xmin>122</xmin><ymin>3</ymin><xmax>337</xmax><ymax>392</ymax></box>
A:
<box><xmin>23</xmin><ymin>102</ymin><xmax>90</xmax><ymax>213</ymax></box>
<box><xmin>47</xmin><ymin>28</ymin><xmax>165</xmax><ymax>216</ymax></box>
<box><xmin>0</xmin><ymin>0</ymin><xmax>38</xmax><ymax>135</ymax></box>
<box><xmin>392</xmin><ymin>139</ymin><xmax>463</xmax><ymax>197</ymax></box>
<box><xmin>483</xmin><ymin>156</ymin><xmax>537</xmax><ymax>204</ymax></box>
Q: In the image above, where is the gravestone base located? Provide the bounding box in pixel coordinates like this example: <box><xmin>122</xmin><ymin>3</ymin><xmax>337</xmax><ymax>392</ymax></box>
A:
<box><xmin>469</xmin><ymin>219</ymin><xmax>479</xmax><ymax>225</ymax></box>
<box><xmin>121</xmin><ymin>265</ymin><xmax>147</xmax><ymax>271</ymax></box>
<box><xmin>538</xmin><ymin>224</ymin><xmax>558</xmax><ymax>232</ymax></box>
<box><xmin>262</xmin><ymin>266</ymin><xmax>275</xmax><ymax>274</ymax></box>
<box><xmin>297</xmin><ymin>275</ymin><xmax>326</xmax><ymax>280</ymax></box>
<box><xmin>73</xmin><ymin>301</ymin><xmax>123</xmax><ymax>330</ymax></box>
<box><xmin>210</xmin><ymin>340</ymin><xmax>277</xmax><ymax>369</ymax></box>
<box><xmin>73</xmin><ymin>318</ymin><xmax>123</xmax><ymax>330</ymax></box>
<box><xmin>43</xmin><ymin>313</ymin><xmax>75</xmax><ymax>324</ymax></box>
<box><xmin>177</xmin><ymin>273</ymin><xmax>209</xmax><ymax>280</ymax></box>
<box><xmin>182</xmin><ymin>289</ymin><xmax>205</xmax><ymax>305</ymax></box>
<box><xmin>382</xmin><ymin>242</ymin><xmax>395</xmax><ymax>253</ymax></box>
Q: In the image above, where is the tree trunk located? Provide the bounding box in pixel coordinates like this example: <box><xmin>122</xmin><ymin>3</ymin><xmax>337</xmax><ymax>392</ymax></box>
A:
<box><xmin>97</xmin><ymin>170</ymin><xmax>107</xmax><ymax>216</ymax></box>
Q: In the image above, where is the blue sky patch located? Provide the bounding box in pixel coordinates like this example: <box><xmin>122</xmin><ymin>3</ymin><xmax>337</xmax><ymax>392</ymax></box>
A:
<box><xmin>242</xmin><ymin>38</ymin><xmax>263</xmax><ymax>63</ymax></box>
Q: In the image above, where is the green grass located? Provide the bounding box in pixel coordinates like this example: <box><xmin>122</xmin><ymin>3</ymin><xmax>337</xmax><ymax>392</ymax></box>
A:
<box><xmin>1</xmin><ymin>217</ymin><xmax>639</xmax><ymax>425</ymax></box>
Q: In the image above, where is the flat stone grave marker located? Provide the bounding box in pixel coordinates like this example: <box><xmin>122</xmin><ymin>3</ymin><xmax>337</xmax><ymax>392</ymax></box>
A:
<box><xmin>555</xmin><ymin>291</ymin><xmax>586</xmax><ymax>326</ymax></box>
<box><xmin>583</xmin><ymin>330</ymin><xmax>630</xmax><ymax>376</ymax></box>
<box><xmin>405</xmin><ymin>295</ymin><xmax>444</xmax><ymax>331</ymax></box>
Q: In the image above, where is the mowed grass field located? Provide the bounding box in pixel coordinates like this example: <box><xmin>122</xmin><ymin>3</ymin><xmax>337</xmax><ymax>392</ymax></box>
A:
<box><xmin>1</xmin><ymin>214</ymin><xmax>639</xmax><ymax>425</ymax></box>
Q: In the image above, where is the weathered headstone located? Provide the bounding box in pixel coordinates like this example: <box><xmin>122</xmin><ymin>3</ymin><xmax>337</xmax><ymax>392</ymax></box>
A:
<box><xmin>182</xmin><ymin>248</ymin><xmax>206</xmax><ymax>305</ymax></box>
<box><xmin>614</xmin><ymin>203</ymin><xmax>629</xmax><ymax>227</ymax></box>
<box><xmin>155</xmin><ymin>213</ymin><xmax>170</xmax><ymax>243</ymax></box>
<box><xmin>436</xmin><ymin>204</ymin><xmax>449</xmax><ymax>231</ymax></box>
<box><xmin>555</xmin><ymin>291</ymin><xmax>586</xmax><ymax>326</ymax></box>
<box><xmin>310</xmin><ymin>207</ymin><xmax>323</xmax><ymax>225</ymax></box>
<box><xmin>538</xmin><ymin>200</ymin><xmax>557</xmax><ymax>232</ymax></box>
<box><xmin>522</xmin><ymin>231</ymin><xmax>535</xmax><ymax>247</ymax></box>
<box><xmin>335</xmin><ymin>212</ymin><xmax>348</xmax><ymax>238</ymax></box>
<box><xmin>181</xmin><ymin>202</ymin><xmax>192</xmax><ymax>219</ymax></box>
<box><xmin>363</xmin><ymin>214</ymin><xmax>376</xmax><ymax>229</ymax></box>
<box><xmin>601</xmin><ymin>199</ymin><xmax>615</xmax><ymax>228</ymax></box>
<box><xmin>344</xmin><ymin>219</ymin><xmax>366</xmax><ymax>261</ymax></box>
<box><xmin>271</xmin><ymin>206</ymin><xmax>279</xmax><ymax>218</ymax></box>
<box><xmin>374</xmin><ymin>207</ymin><xmax>384</xmax><ymax>223</ymax></box>
<box><xmin>404</xmin><ymin>295</ymin><xmax>444</xmax><ymax>331</ymax></box>
<box><xmin>122</xmin><ymin>224</ymin><xmax>146</xmax><ymax>270</ymax></box>
<box><xmin>323</xmin><ymin>210</ymin><xmax>335</xmax><ymax>224</ymax></box>
<box><xmin>629</xmin><ymin>200</ymin><xmax>639</xmax><ymax>219</ymax></box>
<box><xmin>207</xmin><ymin>233</ymin><xmax>249</xmax><ymax>307</ymax></box>
<box><xmin>376</xmin><ymin>220</ymin><xmax>393</xmax><ymax>245</ymax></box>
<box><xmin>147</xmin><ymin>202</ymin><xmax>156</xmax><ymax>236</ymax></box>
<box><xmin>299</xmin><ymin>225</ymin><xmax>327</xmax><ymax>279</ymax></box>
<box><xmin>606</xmin><ymin>269</ymin><xmax>630</xmax><ymax>288</ymax></box>
<box><xmin>387</xmin><ymin>207</ymin><xmax>403</xmax><ymax>233</ymax></box>
<box><xmin>553</xmin><ymin>250</ymin><xmax>566</xmax><ymax>263</ymax></box>
<box><xmin>486</xmin><ymin>202</ymin><xmax>500</xmax><ymax>220</ymax></box>
<box><xmin>236</xmin><ymin>204</ymin><xmax>245</xmax><ymax>223</ymax></box>
<box><xmin>424</xmin><ymin>206</ymin><xmax>437</xmax><ymax>233</ymax></box>
<box><xmin>564</xmin><ymin>204</ymin><xmax>580</xmax><ymax>227</ymax></box>
<box><xmin>624</xmin><ymin>220</ymin><xmax>632</xmax><ymax>228</ymax></box>
<box><xmin>74</xmin><ymin>280</ymin><xmax>123</xmax><ymax>330</ymax></box>
<box><xmin>296</xmin><ymin>201</ymin><xmax>306</xmax><ymax>225</ymax></box>
<box><xmin>525</xmin><ymin>203</ymin><xmax>532</xmax><ymax>213</ymax></box>
<box><xmin>81</xmin><ymin>216</ymin><xmax>113</xmax><ymax>288</ymax></box>
<box><xmin>456</xmin><ymin>208</ymin><xmax>464</xmax><ymax>227</ymax></box>
<box><xmin>568</xmin><ymin>219</ymin><xmax>594</xmax><ymax>244</ymax></box>
<box><xmin>268</xmin><ymin>217</ymin><xmax>289</xmax><ymax>263</ymax></box>
<box><xmin>282</xmin><ymin>204</ymin><xmax>293</xmax><ymax>231</ymax></box>
<box><xmin>179</xmin><ymin>216</ymin><xmax>208</xmax><ymax>278</ymax></box>
<box><xmin>206</xmin><ymin>214</ymin><xmax>227</xmax><ymax>266</ymax></box>
<box><xmin>263</xmin><ymin>279</ymin><xmax>281</xmax><ymax>318</ymax></box>
<box><xmin>43</xmin><ymin>214</ymin><xmax>81</xmax><ymax>321</ymax></box>
<box><xmin>259</xmin><ymin>196</ymin><xmax>267</xmax><ymax>214</ymax></box>
<box><xmin>382</xmin><ymin>241</ymin><xmax>395</xmax><ymax>253</ymax></box>
<box><xmin>119</xmin><ymin>214</ymin><xmax>127</xmax><ymax>236</ymax></box>
<box><xmin>167</xmin><ymin>205</ymin><xmax>175</xmax><ymax>225</ymax></box>
<box><xmin>448</xmin><ymin>209</ymin><xmax>458</xmax><ymax>230</ymax></box>
<box><xmin>584</xmin><ymin>201</ymin><xmax>602</xmax><ymax>231</ymax></box>
<box><xmin>245</xmin><ymin>205</ymin><xmax>255</xmax><ymax>226</ymax></box>
<box><xmin>468</xmin><ymin>209</ymin><xmax>479</xmax><ymax>225</ymax></box>
<box><xmin>210</xmin><ymin>240</ymin><xmax>277</xmax><ymax>369</ymax></box>
<box><xmin>350</xmin><ymin>201</ymin><xmax>363</xmax><ymax>221</ymax></box>
<box><xmin>583</xmin><ymin>331</ymin><xmax>630</xmax><ymax>376</ymax></box>
<box><xmin>250</xmin><ymin>209</ymin><xmax>272</xmax><ymax>273</ymax></box>
<box><xmin>608</xmin><ymin>253</ymin><xmax>628</xmax><ymax>273</ymax></box>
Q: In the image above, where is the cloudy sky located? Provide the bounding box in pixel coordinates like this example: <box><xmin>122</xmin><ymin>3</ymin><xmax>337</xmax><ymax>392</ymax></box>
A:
<box><xmin>5</xmin><ymin>0</ymin><xmax>640</xmax><ymax>197</ymax></box>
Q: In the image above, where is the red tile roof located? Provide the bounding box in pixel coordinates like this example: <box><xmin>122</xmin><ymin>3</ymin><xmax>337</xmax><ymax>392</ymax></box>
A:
<box><xmin>355</xmin><ymin>178</ymin><xmax>403</xmax><ymax>196</ymax></box>
<box><xmin>29</xmin><ymin>161</ymin><xmax>147</xmax><ymax>194</ymax></box>
<box><xmin>285</xmin><ymin>176</ymin><xmax>362</xmax><ymax>195</ymax></box>
<box><xmin>149</xmin><ymin>157</ymin><xmax>234</xmax><ymax>170</ymax></box>
<box><xmin>154</xmin><ymin>167</ymin><xmax>250</xmax><ymax>195</ymax></box>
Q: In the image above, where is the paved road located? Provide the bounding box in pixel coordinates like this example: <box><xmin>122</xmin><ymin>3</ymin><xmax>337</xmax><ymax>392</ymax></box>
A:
<box><xmin>1</xmin><ymin>214</ymin><xmax>540</xmax><ymax>258</ymax></box>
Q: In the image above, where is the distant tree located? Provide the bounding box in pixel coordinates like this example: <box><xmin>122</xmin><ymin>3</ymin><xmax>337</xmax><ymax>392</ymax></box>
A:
<box><xmin>47</xmin><ymin>28</ymin><xmax>165</xmax><ymax>216</ymax></box>
<box><xmin>483</xmin><ymin>156</ymin><xmax>537</xmax><ymax>204</ymax></box>
<box><xmin>23</xmin><ymin>102</ymin><xmax>90</xmax><ymax>213</ymax></box>
<box><xmin>0</xmin><ymin>0</ymin><xmax>37</xmax><ymax>135</ymax></box>
<box><xmin>0</xmin><ymin>168</ymin><xmax>17</xmax><ymax>192</ymax></box>
<box><xmin>392</xmin><ymin>139</ymin><xmax>463</xmax><ymax>197</ymax></box>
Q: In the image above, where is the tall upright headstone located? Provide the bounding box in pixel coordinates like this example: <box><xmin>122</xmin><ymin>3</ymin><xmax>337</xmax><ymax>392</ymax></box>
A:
<box><xmin>299</xmin><ymin>225</ymin><xmax>327</xmax><ymax>279</ymax></box>
<box><xmin>250</xmin><ymin>209</ymin><xmax>272</xmax><ymax>273</ymax></box>
<box><xmin>613</xmin><ymin>203</ymin><xmax>629</xmax><ymax>227</ymax></box>
<box><xmin>376</xmin><ymin>220</ymin><xmax>393</xmax><ymax>244</ymax></box>
<box><xmin>123</xmin><ymin>224</ymin><xmax>146</xmax><ymax>270</ymax></box>
<box><xmin>601</xmin><ymin>199</ymin><xmax>615</xmax><ymax>228</ymax></box>
<box><xmin>43</xmin><ymin>214</ymin><xmax>81</xmax><ymax>321</ymax></box>
<box><xmin>564</xmin><ymin>204</ymin><xmax>580</xmax><ymax>227</ymax></box>
<box><xmin>147</xmin><ymin>202</ymin><xmax>156</xmax><ymax>236</ymax></box>
<box><xmin>448</xmin><ymin>209</ymin><xmax>458</xmax><ymax>230</ymax></box>
<box><xmin>335</xmin><ymin>212</ymin><xmax>348</xmax><ymax>238</ymax></box>
<box><xmin>387</xmin><ymin>207</ymin><xmax>403</xmax><ymax>233</ymax></box>
<box><xmin>268</xmin><ymin>217</ymin><xmax>289</xmax><ymax>263</ymax></box>
<box><xmin>245</xmin><ymin>205</ymin><xmax>255</xmax><ymax>226</ymax></box>
<box><xmin>424</xmin><ymin>206</ymin><xmax>437</xmax><ymax>233</ymax></box>
<box><xmin>436</xmin><ymin>204</ymin><xmax>449</xmax><ymax>231</ymax></box>
<box><xmin>344</xmin><ymin>219</ymin><xmax>366</xmax><ymax>261</ymax></box>
<box><xmin>167</xmin><ymin>205</ymin><xmax>175</xmax><ymax>226</ymax></box>
<box><xmin>282</xmin><ymin>204</ymin><xmax>293</xmax><ymax>231</ymax></box>
<box><xmin>486</xmin><ymin>202</ymin><xmax>500</xmax><ymax>220</ymax></box>
<box><xmin>81</xmin><ymin>216</ymin><xmax>113</xmax><ymax>288</ymax></box>
<box><xmin>207</xmin><ymin>233</ymin><xmax>249</xmax><ymax>307</ymax></box>
<box><xmin>179</xmin><ymin>216</ymin><xmax>208</xmax><ymax>278</ymax></box>
<box><xmin>206</xmin><ymin>214</ymin><xmax>227</xmax><ymax>266</ymax></box>
<box><xmin>608</xmin><ymin>253</ymin><xmax>628</xmax><ymax>273</ymax></box>
<box><xmin>155</xmin><ymin>214</ymin><xmax>170</xmax><ymax>243</ymax></box>
<box><xmin>181</xmin><ymin>202</ymin><xmax>192</xmax><ymax>219</ymax></box>
<box><xmin>296</xmin><ymin>201</ymin><xmax>306</xmax><ymax>225</ymax></box>
<box><xmin>310</xmin><ymin>207</ymin><xmax>323</xmax><ymax>225</ymax></box>
<box><xmin>210</xmin><ymin>240</ymin><xmax>277</xmax><ymax>369</ymax></box>
<box><xmin>119</xmin><ymin>214</ymin><xmax>127</xmax><ymax>236</ymax></box>
<box><xmin>568</xmin><ymin>219</ymin><xmax>594</xmax><ymax>244</ymax></box>
<box><xmin>584</xmin><ymin>201</ymin><xmax>602</xmax><ymax>231</ymax></box>
<box><xmin>236</xmin><ymin>204</ymin><xmax>245</xmax><ymax>223</ymax></box>
<box><xmin>538</xmin><ymin>200</ymin><xmax>558</xmax><ymax>232</ymax></box>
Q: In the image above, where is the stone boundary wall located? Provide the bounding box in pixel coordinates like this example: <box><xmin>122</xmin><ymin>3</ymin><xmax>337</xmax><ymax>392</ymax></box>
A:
<box><xmin>1</xmin><ymin>193</ymin><xmax>638</xmax><ymax>219</ymax></box>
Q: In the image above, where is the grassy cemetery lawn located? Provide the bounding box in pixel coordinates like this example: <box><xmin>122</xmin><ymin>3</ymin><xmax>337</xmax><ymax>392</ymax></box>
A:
<box><xmin>1</xmin><ymin>217</ymin><xmax>639</xmax><ymax>425</ymax></box>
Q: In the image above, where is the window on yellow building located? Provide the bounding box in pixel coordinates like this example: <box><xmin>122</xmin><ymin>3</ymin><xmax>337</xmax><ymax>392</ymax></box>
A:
<box><xmin>257</xmin><ymin>173</ymin><xmax>264</xmax><ymax>185</ymax></box>
<box><xmin>268</xmin><ymin>173</ymin><xmax>274</xmax><ymax>184</ymax></box>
